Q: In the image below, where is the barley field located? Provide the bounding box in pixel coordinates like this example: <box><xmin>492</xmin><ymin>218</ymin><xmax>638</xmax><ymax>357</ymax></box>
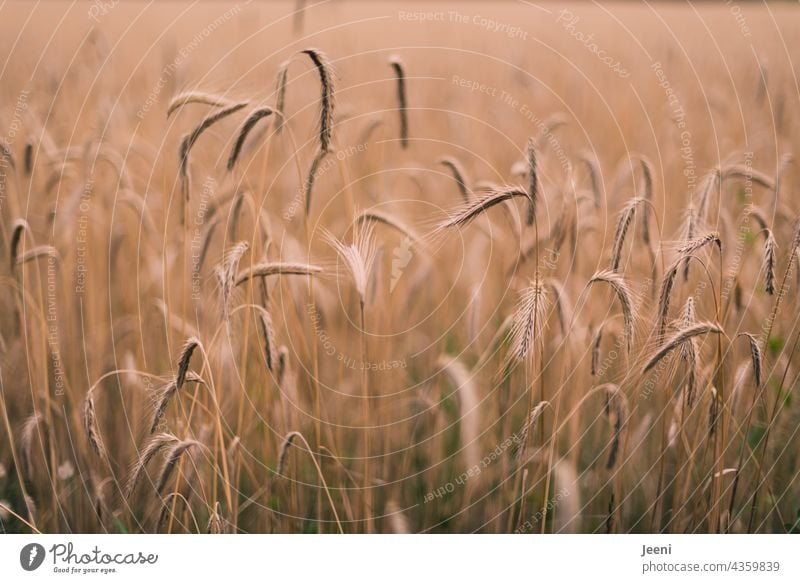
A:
<box><xmin>0</xmin><ymin>0</ymin><xmax>799</xmax><ymax>534</ymax></box>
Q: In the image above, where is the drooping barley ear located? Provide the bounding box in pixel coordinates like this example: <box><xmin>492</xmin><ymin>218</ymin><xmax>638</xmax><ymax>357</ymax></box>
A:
<box><xmin>544</xmin><ymin>278</ymin><xmax>572</xmax><ymax>338</ymax></box>
<box><xmin>83</xmin><ymin>394</ymin><xmax>107</xmax><ymax>459</ymax></box>
<box><xmin>301</xmin><ymin>49</ymin><xmax>335</xmax><ymax>152</ymax></box>
<box><xmin>721</xmin><ymin>164</ymin><xmax>775</xmax><ymax>190</ymax></box>
<box><xmin>325</xmin><ymin>223</ymin><xmax>378</xmax><ymax>304</ymax></box>
<box><xmin>198</xmin><ymin>215</ymin><xmax>221</xmax><ymax>274</ymax></box>
<box><xmin>610</xmin><ymin>197</ymin><xmax>644</xmax><ymax>272</ymax></box>
<box><xmin>356</xmin><ymin>209</ymin><xmax>423</xmax><ymax>249</ymax></box>
<box><xmin>642</xmin><ymin>322</ymin><xmax>723</xmax><ymax>374</ymax></box>
<box><xmin>389</xmin><ymin>56</ymin><xmax>408</xmax><ymax>149</ymax></box>
<box><xmin>166</xmin><ymin>91</ymin><xmax>233</xmax><ymax>118</ymax></box>
<box><xmin>604</xmin><ymin>385</ymin><xmax>628</xmax><ymax>470</ymax></box>
<box><xmin>176</xmin><ymin>336</ymin><xmax>202</xmax><ymax>392</ymax></box>
<box><xmin>734</xmin><ymin>279</ymin><xmax>742</xmax><ymax>313</ymax></box>
<box><xmin>657</xmin><ymin>259</ymin><xmax>681</xmax><ymax>339</ymax></box>
<box><xmin>437</xmin><ymin>185</ymin><xmax>531</xmax><ymax>231</ymax></box>
<box><xmin>515</xmin><ymin>401</ymin><xmax>549</xmax><ymax>460</ymax></box>
<box><xmin>636</xmin><ymin>155</ymin><xmax>654</xmax><ymax>245</ymax></box>
<box><xmin>509</xmin><ymin>274</ymin><xmax>549</xmax><ymax>361</ymax></box>
<box><xmin>156</xmin><ymin>439</ymin><xmax>204</xmax><ymax>494</ymax></box>
<box><xmin>276</xmin><ymin>431</ymin><xmax>300</xmax><ymax>477</ymax></box>
<box><xmin>234</xmin><ymin>262</ymin><xmax>322</xmax><ymax>287</ymax></box>
<box><xmin>10</xmin><ymin>219</ymin><xmax>31</xmax><ymax>271</ymax></box>
<box><xmin>679</xmin><ymin>231</ymin><xmax>722</xmax><ymax>256</ymax></box>
<box><xmin>179</xmin><ymin>102</ymin><xmax>248</xmax><ymax>203</ymax></box>
<box><xmin>439</xmin><ymin>156</ymin><xmax>470</xmax><ymax>202</ymax></box>
<box><xmin>305</xmin><ymin>146</ymin><xmax>330</xmax><ymax>215</ymax></box>
<box><xmin>579</xmin><ymin>151</ymin><xmax>602</xmax><ymax>209</ymax></box>
<box><xmin>23</xmin><ymin>139</ymin><xmax>33</xmax><ymax>175</ymax></box>
<box><xmin>125</xmin><ymin>433</ymin><xmax>180</xmax><ymax>498</ymax></box>
<box><xmin>214</xmin><ymin>241</ymin><xmax>250</xmax><ymax>319</ymax></box>
<box><xmin>149</xmin><ymin>372</ymin><xmax>203</xmax><ymax>434</ymax></box>
<box><xmin>589</xmin><ymin>270</ymin><xmax>636</xmax><ymax>354</ymax></box>
<box><xmin>273</xmin><ymin>61</ymin><xmax>290</xmax><ymax>134</ymax></box>
<box><xmin>16</xmin><ymin>246</ymin><xmax>59</xmax><ymax>266</ymax></box>
<box><xmin>697</xmin><ymin>169</ymin><xmax>720</xmax><ymax>222</ymax></box>
<box><xmin>679</xmin><ymin>297</ymin><xmax>698</xmax><ymax>407</ymax></box>
<box><xmin>257</xmin><ymin>306</ymin><xmax>278</xmax><ymax>373</ymax></box>
<box><xmin>737</xmin><ymin>332</ymin><xmax>763</xmax><ymax>388</ymax></box>
<box><xmin>591</xmin><ymin>323</ymin><xmax>604</xmax><ymax>376</ymax></box>
<box><xmin>763</xmin><ymin>229</ymin><xmax>777</xmax><ymax>295</ymax></box>
<box><xmin>277</xmin><ymin>346</ymin><xmax>289</xmax><ymax>387</ymax></box>
<box><xmin>526</xmin><ymin>138</ymin><xmax>538</xmax><ymax>225</ymax></box>
<box><xmin>227</xmin><ymin>106</ymin><xmax>274</xmax><ymax>171</ymax></box>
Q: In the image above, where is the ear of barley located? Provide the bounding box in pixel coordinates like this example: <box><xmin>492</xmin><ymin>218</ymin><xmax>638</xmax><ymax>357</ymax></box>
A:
<box><xmin>439</xmin><ymin>156</ymin><xmax>470</xmax><ymax>202</ymax></box>
<box><xmin>389</xmin><ymin>56</ymin><xmax>408</xmax><ymax>149</ymax></box>
<box><xmin>176</xmin><ymin>337</ymin><xmax>202</xmax><ymax>392</ymax></box>
<box><xmin>166</xmin><ymin>91</ymin><xmax>233</xmax><ymax>118</ymax></box>
<box><xmin>125</xmin><ymin>433</ymin><xmax>179</xmax><ymax>498</ymax></box>
<box><xmin>10</xmin><ymin>219</ymin><xmax>31</xmax><ymax>270</ymax></box>
<box><xmin>591</xmin><ymin>323</ymin><xmax>604</xmax><ymax>376</ymax></box>
<box><xmin>438</xmin><ymin>356</ymin><xmax>481</xmax><ymax>474</ymax></box>
<box><xmin>356</xmin><ymin>209</ymin><xmax>423</xmax><ymax>249</ymax></box>
<box><xmin>235</xmin><ymin>262</ymin><xmax>322</xmax><ymax>287</ymax></box>
<box><xmin>763</xmin><ymin>229</ymin><xmax>777</xmax><ymax>295</ymax></box>
<box><xmin>215</xmin><ymin>241</ymin><xmax>250</xmax><ymax>319</ymax></box>
<box><xmin>610</xmin><ymin>197</ymin><xmax>644</xmax><ymax>272</ymax></box>
<box><xmin>526</xmin><ymin>137</ymin><xmax>538</xmax><ymax>225</ymax></box>
<box><xmin>276</xmin><ymin>431</ymin><xmax>300</xmax><ymax>477</ymax></box>
<box><xmin>149</xmin><ymin>372</ymin><xmax>203</xmax><ymax>434</ymax></box>
<box><xmin>642</xmin><ymin>322</ymin><xmax>723</xmax><ymax>374</ymax></box>
<box><xmin>509</xmin><ymin>274</ymin><xmax>549</xmax><ymax>361</ymax></box>
<box><xmin>273</xmin><ymin>60</ymin><xmax>290</xmax><ymax>134</ymax></box>
<box><xmin>155</xmin><ymin>439</ymin><xmax>204</xmax><ymax>495</ymax></box>
<box><xmin>325</xmin><ymin>224</ymin><xmax>377</xmax><ymax>304</ymax></box>
<box><xmin>257</xmin><ymin>306</ymin><xmax>278</xmax><ymax>373</ymax></box>
<box><xmin>436</xmin><ymin>185</ymin><xmax>531</xmax><ymax>231</ymax></box>
<box><xmin>589</xmin><ymin>270</ymin><xmax>636</xmax><ymax>354</ymax></box>
<box><xmin>300</xmin><ymin>49</ymin><xmax>335</xmax><ymax>152</ymax></box>
<box><xmin>179</xmin><ymin>101</ymin><xmax>248</xmax><ymax>202</ymax></box>
<box><xmin>515</xmin><ymin>401</ymin><xmax>549</xmax><ymax>460</ymax></box>
<box><xmin>579</xmin><ymin>151</ymin><xmax>602</xmax><ymax>209</ymax></box>
<box><xmin>636</xmin><ymin>155</ymin><xmax>654</xmax><ymax>245</ymax></box>
<box><xmin>604</xmin><ymin>386</ymin><xmax>628</xmax><ymax>470</ymax></box>
<box><xmin>16</xmin><ymin>245</ymin><xmax>59</xmax><ymax>266</ymax></box>
<box><xmin>721</xmin><ymin>164</ymin><xmax>775</xmax><ymax>190</ymax></box>
<box><xmin>545</xmin><ymin>278</ymin><xmax>572</xmax><ymax>337</ymax></box>
<box><xmin>20</xmin><ymin>413</ymin><xmax>44</xmax><ymax>481</ymax></box>
<box><xmin>737</xmin><ymin>332</ymin><xmax>763</xmax><ymax>388</ymax></box>
<box><xmin>227</xmin><ymin>106</ymin><xmax>273</xmax><ymax>171</ymax></box>
<box><xmin>697</xmin><ymin>169</ymin><xmax>720</xmax><ymax>222</ymax></box>
<box><xmin>678</xmin><ymin>231</ymin><xmax>722</xmax><ymax>255</ymax></box>
<box><xmin>304</xmin><ymin>146</ymin><xmax>330</xmax><ymax>215</ymax></box>
<box><xmin>83</xmin><ymin>394</ymin><xmax>106</xmax><ymax>459</ymax></box>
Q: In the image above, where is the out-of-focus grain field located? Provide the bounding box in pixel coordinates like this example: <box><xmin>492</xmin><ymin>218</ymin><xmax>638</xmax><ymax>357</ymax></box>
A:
<box><xmin>0</xmin><ymin>1</ymin><xmax>799</xmax><ymax>533</ymax></box>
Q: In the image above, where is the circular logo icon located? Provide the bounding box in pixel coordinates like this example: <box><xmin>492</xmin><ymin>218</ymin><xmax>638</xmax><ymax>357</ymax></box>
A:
<box><xmin>20</xmin><ymin>543</ymin><xmax>46</xmax><ymax>571</ymax></box>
